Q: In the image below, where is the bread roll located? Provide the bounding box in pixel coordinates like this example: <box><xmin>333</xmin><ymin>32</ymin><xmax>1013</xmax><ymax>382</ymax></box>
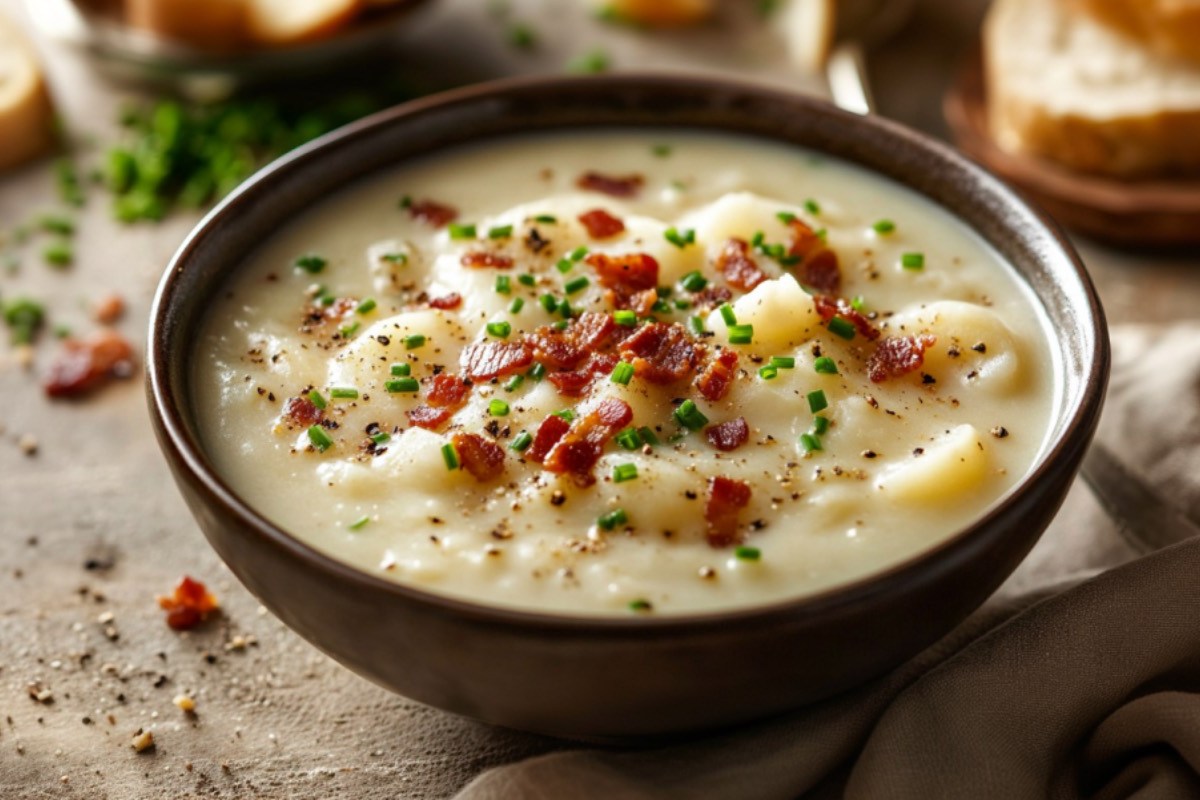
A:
<box><xmin>0</xmin><ymin>13</ymin><xmax>55</xmax><ymax>173</ymax></box>
<box><xmin>124</xmin><ymin>0</ymin><xmax>248</xmax><ymax>51</ymax></box>
<box><xmin>245</xmin><ymin>0</ymin><xmax>361</xmax><ymax>46</ymax></box>
<box><xmin>1068</xmin><ymin>0</ymin><xmax>1200</xmax><ymax>66</ymax></box>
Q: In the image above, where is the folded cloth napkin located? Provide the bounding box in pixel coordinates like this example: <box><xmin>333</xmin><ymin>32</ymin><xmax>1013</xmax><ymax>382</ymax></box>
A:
<box><xmin>455</xmin><ymin>324</ymin><xmax>1200</xmax><ymax>800</ymax></box>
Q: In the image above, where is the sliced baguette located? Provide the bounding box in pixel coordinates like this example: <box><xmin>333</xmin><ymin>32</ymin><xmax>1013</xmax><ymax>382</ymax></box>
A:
<box><xmin>124</xmin><ymin>0</ymin><xmax>248</xmax><ymax>51</ymax></box>
<box><xmin>245</xmin><ymin>0</ymin><xmax>361</xmax><ymax>46</ymax></box>
<box><xmin>776</xmin><ymin>0</ymin><xmax>835</xmax><ymax>74</ymax></box>
<box><xmin>0</xmin><ymin>13</ymin><xmax>55</xmax><ymax>173</ymax></box>
<box><xmin>1067</xmin><ymin>0</ymin><xmax>1200</xmax><ymax>66</ymax></box>
<box><xmin>985</xmin><ymin>0</ymin><xmax>1200</xmax><ymax>179</ymax></box>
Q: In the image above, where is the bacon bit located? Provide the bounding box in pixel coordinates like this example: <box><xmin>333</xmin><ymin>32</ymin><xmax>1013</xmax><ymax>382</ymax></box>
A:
<box><xmin>692</xmin><ymin>285</ymin><xmax>733</xmax><ymax>312</ymax></box>
<box><xmin>527</xmin><ymin>414</ymin><xmax>572</xmax><ymax>463</ymax></box>
<box><xmin>426</xmin><ymin>374</ymin><xmax>471</xmax><ymax>408</ymax></box>
<box><xmin>706</xmin><ymin>417</ymin><xmax>750</xmax><ymax>452</ymax></box>
<box><xmin>587</xmin><ymin>252</ymin><xmax>658</xmax><ymax>292</ymax></box>
<box><xmin>93</xmin><ymin>294</ymin><xmax>125</xmax><ymax>324</ymax></box>
<box><xmin>696</xmin><ymin>349</ymin><xmax>739</xmax><ymax>402</ymax></box>
<box><xmin>460</xmin><ymin>341</ymin><xmax>533</xmax><ymax>381</ymax></box>
<box><xmin>529</xmin><ymin>312</ymin><xmax>616</xmax><ymax>371</ymax></box>
<box><xmin>428</xmin><ymin>293</ymin><xmax>463</xmax><ymax>310</ymax></box>
<box><xmin>547</xmin><ymin>370</ymin><xmax>593</xmax><ymax>396</ymax></box>
<box><xmin>813</xmin><ymin>295</ymin><xmax>880</xmax><ymax>341</ymax></box>
<box><xmin>157</xmin><ymin>576</ymin><xmax>218</xmax><ymax>631</ymax></box>
<box><xmin>408</xmin><ymin>199</ymin><xmax>458</xmax><ymax>228</ymax></box>
<box><xmin>576</xmin><ymin>171</ymin><xmax>644</xmax><ymax>198</ymax></box>
<box><xmin>43</xmin><ymin>330</ymin><xmax>135</xmax><ymax>398</ymax></box>
<box><xmin>867</xmin><ymin>334</ymin><xmax>937</xmax><ymax>383</ymax></box>
<box><xmin>406</xmin><ymin>405</ymin><xmax>454</xmax><ymax>430</ymax></box>
<box><xmin>619</xmin><ymin>322</ymin><xmax>701</xmax><ymax>384</ymax></box>
<box><xmin>578</xmin><ymin>209</ymin><xmax>626</xmax><ymax>239</ymax></box>
<box><xmin>461</xmin><ymin>252</ymin><xmax>514</xmax><ymax>269</ymax></box>
<box><xmin>452</xmin><ymin>432</ymin><xmax>505</xmax><ymax>482</ymax></box>
<box><xmin>282</xmin><ymin>396</ymin><xmax>323</xmax><ymax>427</ymax></box>
<box><xmin>787</xmin><ymin>218</ymin><xmax>841</xmax><ymax>294</ymax></box>
<box><xmin>544</xmin><ymin>398</ymin><xmax>634</xmax><ymax>487</ymax></box>
<box><xmin>705</xmin><ymin>476</ymin><xmax>752</xmax><ymax>548</ymax></box>
<box><xmin>717</xmin><ymin>239</ymin><xmax>768</xmax><ymax>292</ymax></box>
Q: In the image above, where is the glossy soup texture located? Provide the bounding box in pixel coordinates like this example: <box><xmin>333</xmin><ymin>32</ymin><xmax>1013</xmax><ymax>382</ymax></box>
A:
<box><xmin>194</xmin><ymin>131</ymin><xmax>1057</xmax><ymax>616</ymax></box>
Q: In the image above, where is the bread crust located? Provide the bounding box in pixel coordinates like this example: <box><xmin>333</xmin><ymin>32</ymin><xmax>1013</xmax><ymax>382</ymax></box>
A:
<box><xmin>0</xmin><ymin>14</ymin><xmax>56</xmax><ymax>172</ymax></box>
<box><xmin>245</xmin><ymin>0</ymin><xmax>362</xmax><ymax>46</ymax></box>
<box><xmin>1067</xmin><ymin>0</ymin><xmax>1200</xmax><ymax>65</ymax></box>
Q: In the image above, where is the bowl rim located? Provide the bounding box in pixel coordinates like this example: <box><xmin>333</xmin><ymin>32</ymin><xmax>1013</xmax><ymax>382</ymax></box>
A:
<box><xmin>148</xmin><ymin>72</ymin><xmax>1109</xmax><ymax>634</ymax></box>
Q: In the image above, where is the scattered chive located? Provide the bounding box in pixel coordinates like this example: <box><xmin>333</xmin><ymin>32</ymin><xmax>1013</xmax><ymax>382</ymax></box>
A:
<box><xmin>511</xmin><ymin>431</ymin><xmax>533</xmax><ymax>452</ymax></box>
<box><xmin>813</xmin><ymin>415</ymin><xmax>830</xmax><ymax>435</ymax></box>
<box><xmin>901</xmin><ymin>252</ymin><xmax>925</xmax><ymax>270</ymax></box>
<box><xmin>509</xmin><ymin>24</ymin><xmax>536</xmax><ymax>49</ymax></box>
<box><xmin>404</xmin><ymin>334</ymin><xmax>426</xmax><ymax>349</ymax></box>
<box><xmin>564</xmin><ymin>276</ymin><xmax>590</xmax><ymax>295</ymax></box>
<box><xmin>448</xmin><ymin>223</ymin><xmax>476</xmax><ymax>240</ymax></box>
<box><xmin>489</xmin><ymin>399</ymin><xmax>510</xmax><ymax>417</ymax></box>
<box><xmin>611</xmin><ymin>361</ymin><xmax>635</xmax><ymax>386</ymax></box>
<box><xmin>651</xmin><ymin>299</ymin><xmax>671</xmax><ymax>314</ymax></box>
<box><xmin>385</xmin><ymin>377</ymin><xmax>419</xmax><ymax>393</ymax></box>
<box><xmin>486</xmin><ymin>320</ymin><xmax>512</xmax><ymax>338</ymax></box>
<box><xmin>39</xmin><ymin>215</ymin><xmax>75</xmax><ymax>236</ymax></box>
<box><xmin>751</xmin><ymin>231</ymin><xmax>765</xmax><ymax>248</ymax></box>
<box><xmin>680</xmin><ymin>270</ymin><xmax>707</xmax><ymax>292</ymax></box>
<box><xmin>613</xmin><ymin>309</ymin><xmax>637</xmax><ymax>327</ymax></box>
<box><xmin>800</xmin><ymin>433</ymin><xmax>823</xmax><ymax>453</ymax></box>
<box><xmin>719</xmin><ymin>303</ymin><xmax>737</xmax><ymax>326</ymax></box>
<box><xmin>348</xmin><ymin>515</ymin><xmax>370</xmax><ymax>531</ymax></box>
<box><xmin>759</xmin><ymin>365</ymin><xmax>778</xmax><ymax>380</ymax></box>
<box><xmin>674</xmin><ymin>299</ymin><xmax>692</xmax><ymax>311</ymax></box>
<box><xmin>615</xmin><ymin>428</ymin><xmax>642</xmax><ymax>450</ymax></box>
<box><xmin>533</xmin><ymin>214</ymin><xmax>557</xmax><ymax>224</ymax></box>
<box><xmin>339</xmin><ymin>321</ymin><xmax>360</xmax><ymax>338</ymax></box>
<box><xmin>638</xmin><ymin>426</ymin><xmax>660</xmax><ymax>446</ymax></box>
<box><xmin>518</xmin><ymin>273</ymin><xmax>536</xmax><ymax>286</ymax></box>
<box><xmin>528</xmin><ymin>363</ymin><xmax>546</xmax><ymax>381</ymax></box>
<box><xmin>807</xmin><ymin>389</ymin><xmax>829</xmax><ymax>414</ymax></box>
<box><xmin>539</xmin><ymin>294</ymin><xmax>558</xmax><ymax>313</ymax></box>
<box><xmin>728</xmin><ymin>324</ymin><xmax>754</xmax><ymax>345</ymax></box>
<box><xmin>828</xmin><ymin>317</ymin><xmax>856</xmax><ymax>340</ymax></box>
<box><xmin>553</xmin><ymin>409</ymin><xmax>576</xmax><ymax>422</ymax></box>
<box><xmin>504</xmin><ymin>374</ymin><xmax>524</xmax><ymax>392</ymax></box>
<box><xmin>356</xmin><ymin>298</ymin><xmax>377</xmax><ymax>315</ymax></box>
<box><xmin>294</xmin><ymin>254</ymin><xmax>326</xmax><ymax>273</ymax></box>
<box><xmin>613</xmin><ymin>463</ymin><xmax>638</xmax><ymax>483</ymax></box>
<box><xmin>559</xmin><ymin>299</ymin><xmax>574</xmax><ymax>319</ymax></box>
<box><xmin>873</xmin><ymin>219</ymin><xmax>896</xmax><ymax>235</ymax></box>
<box><xmin>556</xmin><ymin>258</ymin><xmax>574</xmax><ymax>274</ymax></box>
<box><xmin>569</xmin><ymin>245</ymin><xmax>588</xmax><ymax>261</ymax></box>
<box><xmin>43</xmin><ymin>240</ymin><xmax>73</xmax><ymax>267</ymax></box>
<box><xmin>598</xmin><ymin>508</ymin><xmax>628</xmax><ymax>531</ymax></box>
<box><xmin>488</xmin><ymin>224</ymin><xmax>514</xmax><ymax>240</ymax></box>
<box><xmin>629</xmin><ymin>599</ymin><xmax>653</xmax><ymax>613</ymax></box>
<box><xmin>687</xmin><ymin>315</ymin><xmax>706</xmax><ymax>336</ymax></box>
<box><xmin>495</xmin><ymin>275</ymin><xmax>511</xmax><ymax>294</ymax></box>
<box><xmin>652</xmin><ymin>144</ymin><xmax>672</xmax><ymax>157</ymax></box>
<box><xmin>390</xmin><ymin>362</ymin><xmax>411</xmax><ymax>377</ymax></box>
<box><xmin>509</xmin><ymin>297</ymin><xmax>525</xmax><ymax>314</ymax></box>
<box><xmin>734</xmin><ymin>546</ymin><xmax>761</xmax><ymax>561</ymax></box>
<box><xmin>674</xmin><ymin>399</ymin><xmax>708</xmax><ymax>431</ymax></box>
<box><xmin>804</xmin><ymin>199</ymin><xmax>821</xmax><ymax>215</ymax></box>
<box><xmin>441</xmin><ymin>442</ymin><xmax>460</xmax><ymax>470</ymax></box>
<box><xmin>663</xmin><ymin>227</ymin><xmax>695</xmax><ymax>249</ymax></box>
<box><xmin>399</xmin><ymin>195</ymin><xmax>413</xmax><ymax>209</ymax></box>
<box><xmin>308</xmin><ymin>425</ymin><xmax>334</xmax><ymax>452</ymax></box>
<box><xmin>553</xmin><ymin>319</ymin><xmax>569</xmax><ymax>330</ymax></box>
<box><xmin>770</xmin><ymin>356</ymin><xmax>795</xmax><ymax>369</ymax></box>
<box><xmin>776</xmin><ymin>211</ymin><xmax>796</xmax><ymax>224</ymax></box>
<box><xmin>371</xmin><ymin>431</ymin><xmax>391</xmax><ymax>445</ymax></box>
<box><xmin>308</xmin><ymin>389</ymin><xmax>327</xmax><ymax>410</ymax></box>
<box><xmin>814</xmin><ymin>356</ymin><xmax>839</xmax><ymax>375</ymax></box>
<box><xmin>330</xmin><ymin>387</ymin><xmax>359</xmax><ymax>400</ymax></box>
<box><xmin>568</xmin><ymin>48</ymin><xmax>610</xmax><ymax>74</ymax></box>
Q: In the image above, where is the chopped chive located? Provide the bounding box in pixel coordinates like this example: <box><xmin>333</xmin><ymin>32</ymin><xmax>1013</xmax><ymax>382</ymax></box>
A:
<box><xmin>807</xmin><ymin>389</ymin><xmax>828</xmax><ymax>414</ymax></box>
<box><xmin>568</xmin><ymin>48</ymin><xmax>610</xmax><ymax>74</ymax></box>
<box><xmin>390</xmin><ymin>362</ymin><xmax>411</xmax><ymax>377</ymax></box>
<box><xmin>615</xmin><ymin>428</ymin><xmax>642</xmax><ymax>450</ymax></box>
<box><xmin>553</xmin><ymin>409</ymin><xmax>576</xmax><ymax>422</ymax></box>
<box><xmin>559</xmin><ymin>299</ymin><xmax>574</xmax><ymax>320</ymax></box>
<box><xmin>652</xmin><ymin>144</ymin><xmax>672</xmax><ymax>157</ymax></box>
<box><xmin>812</xmin><ymin>415</ymin><xmax>830</xmax><ymax>435</ymax></box>
<box><xmin>553</xmin><ymin>319</ymin><xmax>569</xmax><ymax>331</ymax></box>
<box><xmin>308</xmin><ymin>390</ymin><xmax>327</xmax><ymax>410</ymax></box>
<box><xmin>509</xmin><ymin>297</ymin><xmax>525</xmax><ymax>314</ymax></box>
<box><xmin>511</xmin><ymin>431</ymin><xmax>533</xmax><ymax>452</ymax></box>
<box><xmin>403</xmin><ymin>334</ymin><xmax>426</xmax><ymax>349</ymax></box>
<box><xmin>495</xmin><ymin>275</ymin><xmax>511</xmax><ymax>294</ymax></box>
<box><xmin>613</xmin><ymin>463</ymin><xmax>638</xmax><ymax>483</ymax></box>
<box><xmin>399</xmin><ymin>195</ymin><xmax>413</xmax><ymax>209</ymax></box>
<box><xmin>533</xmin><ymin>214</ymin><xmax>557</xmax><ymax>224</ymax></box>
<box><xmin>441</xmin><ymin>442</ymin><xmax>460</xmax><ymax>470</ymax></box>
<box><xmin>850</xmin><ymin>295</ymin><xmax>866</xmax><ymax>311</ymax></box>
<box><xmin>750</xmin><ymin>231</ymin><xmax>765</xmax><ymax>248</ymax></box>
<box><xmin>598</xmin><ymin>508</ymin><xmax>628</xmax><ymax>530</ymax></box>
<box><xmin>758</xmin><ymin>365</ymin><xmax>778</xmax><ymax>380</ymax></box>
<box><xmin>827</xmin><ymin>317</ymin><xmax>856</xmax><ymax>340</ymax></box>
<box><xmin>382</xmin><ymin>252</ymin><xmax>408</xmax><ymax>264</ymax></box>
<box><xmin>43</xmin><ymin>240</ymin><xmax>73</xmax><ymax>267</ymax></box>
<box><xmin>348</xmin><ymin>515</ymin><xmax>370</xmax><ymax>531</ymax></box>
<box><xmin>719</xmin><ymin>303</ymin><xmax>737</xmax><ymax>326</ymax></box>
<box><xmin>339</xmin><ymin>321</ymin><xmax>360</xmax><ymax>338</ymax></box>
<box><xmin>664</xmin><ymin>227</ymin><xmax>695</xmax><ymax>248</ymax></box>
<box><xmin>611</xmin><ymin>361</ymin><xmax>635</xmax><ymax>386</ymax></box>
<box><xmin>528</xmin><ymin>363</ymin><xmax>546</xmax><ymax>381</ymax></box>
<box><xmin>674</xmin><ymin>399</ymin><xmax>708</xmax><ymax>431</ymax></box>
<box><xmin>629</xmin><ymin>598</ymin><xmax>653</xmax><ymax>612</ymax></box>
<box><xmin>770</xmin><ymin>356</ymin><xmax>795</xmax><ymax>369</ymax></box>
<box><xmin>556</xmin><ymin>258</ymin><xmax>574</xmax><ymax>274</ymax></box>
<box><xmin>569</xmin><ymin>245</ymin><xmax>588</xmax><ymax>261</ymax></box>
<box><xmin>308</xmin><ymin>425</ymin><xmax>334</xmax><ymax>452</ymax></box>
<box><xmin>518</xmin><ymin>273</ymin><xmax>536</xmax><ymax>286</ymax></box>
<box><xmin>805</xmin><ymin>199</ymin><xmax>821</xmax><ymax>215</ymax></box>
<box><xmin>539</xmin><ymin>294</ymin><xmax>558</xmax><ymax>313</ymax></box>
<box><xmin>294</xmin><ymin>254</ymin><xmax>327</xmax><ymax>274</ymax></box>
<box><xmin>385</xmin><ymin>377</ymin><xmax>420</xmax><ymax>393</ymax></box>
<box><xmin>734</xmin><ymin>546</ymin><xmax>761</xmax><ymax>561</ymax></box>
<box><xmin>728</xmin><ymin>324</ymin><xmax>754</xmax><ymax>345</ymax></box>
<box><xmin>448</xmin><ymin>223</ymin><xmax>476</xmax><ymax>240</ymax></box>
<box><xmin>330</xmin><ymin>387</ymin><xmax>359</xmax><ymax>400</ymax></box>
<box><xmin>687</xmin><ymin>315</ymin><xmax>706</xmax><ymax>336</ymax></box>
<box><xmin>39</xmin><ymin>215</ymin><xmax>75</xmax><ymax>236</ymax></box>
<box><xmin>800</xmin><ymin>433</ymin><xmax>823</xmax><ymax>453</ymax></box>
<box><xmin>504</xmin><ymin>374</ymin><xmax>524</xmax><ymax>392</ymax></box>
<box><xmin>356</xmin><ymin>298</ymin><xmax>377</xmax><ymax>315</ymax></box>
<box><xmin>776</xmin><ymin>211</ymin><xmax>796</xmax><ymax>224</ymax></box>
<box><xmin>814</xmin><ymin>356</ymin><xmax>839</xmax><ymax>374</ymax></box>
<box><xmin>651</xmin><ymin>299</ymin><xmax>671</xmax><ymax>314</ymax></box>
<box><xmin>613</xmin><ymin>309</ymin><xmax>637</xmax><ymax>327</ymax></box>
<box><xmin>486</xmin><ymin>320</ymin><xmax>512</xmax><ymax>339</ymax></box>
<box><xmin>901</xmin><ymin>252</ymin><xmax>925</xmax><ymax>270</ymax></box>
<box><xmin>371</xmin><ymin>431</ymin><xmax>391</xmax><ymax>445</ymax></box>
<box><xmin>638</xmin><ymin>426</ymin><xmax>660</xmax><ymax>446</ymax></box>
<box><xmin>489</xmin><ymin>399</ymin><xmax>510</xmax><ymax>417</ymax></box>
<box><xmin>509</xmin><ymin>23</ymin><xmax>536</xmax><ymax>49</ymax></box>
<box><xmin>680</xmin><ymin>270</ymin><xmax>707</xmax><ymax>292</ymax></box>
<box><xmin>564</xmin><ymin>276</ymin><xmax>590</xmax><ymax>295</ymax></box>
<box><xmin>873</xmin><ymin>219</ymin><xmax>896</xmax><ymax>235</ymax></box>
<box><xmin>488</xmin><ymin>224</ymin><xmax>514</xmax><ymax>240</ymax></box>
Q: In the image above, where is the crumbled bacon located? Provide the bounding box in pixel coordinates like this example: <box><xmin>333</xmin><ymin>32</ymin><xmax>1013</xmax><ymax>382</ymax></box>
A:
<box><xmin>696</xmin><ymin>349</ymin><xmax>739</xmax><ymax>402</ymax></box>
<box><xmin>408</xmin><ymin>199</ymin><xmax>458</xmax><ymax>228</ymax></box>
<box><xmin>529</xmin><ymin>312</ymin><xmax>616</xmax><ymax>371</ymax></box>
<box><xmin>691</xmin><ymin>285</ymin><xmax>733</xmax><ymax>312</ymax></box>
<box><xmin>717</xmin><ymin>239</ymin><xmax>768</xmax><ymax>292</ymax></box>
<box><xmin>543</xmin><ymin>398</ymin><xmax>633</xmax><ymax>487</ymax></box>
<box><xmin>406</xmin><ymin>405</ymin><xmax>454</xmax><ymax>430</ymax></box>
<box><xmin>527</xmin><ymin>414</ymin><xmax>572</xmax><ymax>463</ymax></box>
<box><xmin>93</xmin><ymin>294</ymin><xmax>125</xmax><ymax>324</ymax></box>
<box><xmin>282</xmin><ymin>396</ymin><xmax>323</xmax><ymax>427</ymax></box>
<box><xmin>813</xmin><ymin>295</ymin><xmax>881</xmax><ymax>341</ymax></box>
<box><xmin>461</xmin><ymin>341</ymin><xmax>533</xmax><ymax>381</ymax></box>
<box><xmin>157</xmin><ymin>576</ymin><xmax>218</xmax><ymax>631</ymax></box>
<box><xmin>619</xmin><ymin>322</ymin><xmax>701</xmax><ymax>384</ymax></box>
<box><xmin>705</xmin><ymin>476</ymin><xmax>752</xmax><ymax>548</ymax></box>
<box><xmin>586</xmin><ymin>251</ymin><xmax>660</xmax><ymax>313</ymax></box>
<box><xmin>43</xmin><ymin>330</ymin><xmax>135</xmax><ymax>398</ymax></box>
<box><xmin>867</xmin><ymin>334</ymin><xmax>937</xmax><ymax>383</ymax></box>
<box><xmin>787</xmin><ymin>218</ymin><xmax>841</xmax><ymax>294</ymax></box>
<box><xmin>578</xmin><ymin>209</ymin><xmax>626</xmax><ymax>239</ymax></box>
<box><xmin>705</xmin><ymin>417</ymin><xmax>749</xmax><ymax>452</ymax></box>
<box><xmin>406</xmin><ymin>374</ymin><xmax>470</xmax><ymax>430</ymax></box>
<box><xmin>428</xmin><ymin>293</ymin><xmax>463</xmax><ymax>310</ymax></box>
<box><xmin>576</xmin><ymin>171</ymin><xmax>644</xmax><ymax>198</ymax></box>
<box><xmin>461</xmin><ymin>252</ymin><xmax>514</xmax><ymax>269</ymax></box>
<box><xmin>452</xmin><ymin>432</ymin><xmax>505</xmax><ymax>482</ymax></box>
<box><xmin>547</xmin><ymin>370</ymin><xmax>593</xmax><ymax>396</ymax></box>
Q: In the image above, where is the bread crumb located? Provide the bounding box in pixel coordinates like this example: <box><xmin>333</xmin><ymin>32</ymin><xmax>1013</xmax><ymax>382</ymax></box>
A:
<box><xmin>173</xmin><ymin>695</ymin><xmax>196</xmax><ymax>714</ymax></box>
<box><xmin>131</xmin><ymin>730</ymin><xmax>155</xmax><ymax>753</ymax></box>
<box><xmin>93</xmin><ymin>294</ymin><xmax>125</xmax><ymax>324</ymax></box>
<box><xmin>18</xmin><ymin>433</ymin><xmax>37</xmax><ymax>456</ymax></box>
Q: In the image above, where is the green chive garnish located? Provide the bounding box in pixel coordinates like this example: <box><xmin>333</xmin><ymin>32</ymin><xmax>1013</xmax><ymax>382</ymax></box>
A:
<box><xmin>371</xmin><ymin>431</ymin><xmax>391</xmax><ymax>445</ymax></box>
<box><xmin>664</xmin><ymin>227</ymin><xmax>695</xmax><ymax>249</ymax></box>
<box><xmin>528</xmin><ymin>363</ymin><xmax>546</xmax><ymax>381</ymax></box>
<box><xmin>827</xmin><ymin>317</ymin><xmax>856</xmax><ymax>340</ymax></box>
<box><xmin>539</xmin><ymin>294</ymin><xmax>558</xmax><ymax>313</ymax></box>
<box><xmin>386</xmin><ymin>377</ymin><xmax>419</xmax><ymax>393</ymax></box>
<box><xmin>556</xmin><ymin>258</ymin><xmax>574</xmax><ymax>274</ymax></box>
<box><xmin>629</xmin><ymin>598</ymin><xmax>653</xmax><ymax>612</ymax></box>
<box><xmin>674</xmin><ymin>399</ymin><xmax>708</xmax><ymax>431</ymax></box>
<box><xmin>770</xmin><ymin>356</ymin><xmax>795</xmax><ymax>369</ymax></box>
<box><xmin>569</xmin><ymin>245</ymin><xmax>588</xmax><ymax>261</ymax></box>
<box><xmin>759</xmin><ymin>365</ymin><xmax>778</xmax><ymax>380</ymax></box>
<box><xmin>804</xmin><ymin>199</ymin><xmax>821</xmax><ymax>215</ymax></box>
<box><xmin>504</xmin><ymin>374</ymin><xmax>524</xmax><ymax>392</ymax></box>
<box><xmin>390</xmin><ymin>362</ymin><xmax>411</xmax><ymax>377</ymax></box>
<box><xmin>511</xmin><ymin>431</ymin><xmax>533</xmax><ymax>452</ymax></box>
<box><xmin>776</xmin><ymin>211</ymin><xmax>796</xmax><ymax>224</ymax></box>
<box><xmin>495</xmin><ymin>275</ymin><xmax>511</xmax><ymax>294</ymax></box>
<box><xmin>356</xmin><ymin>298</ymin><xmax>377</xmax><ymax>315</ymax></box>
<box><xmin>814</xmin><ymin>356</ymin><xmax>838</xmax><ymax>374</ymax></box>
<box><xmin>488</xmin><ymin>224</ymin><xmax>514</xmax><ymax>240</ymax></box>
<box><xmin>43</xmin><ymin>240</ymin><xmax>73</xmax><ymax>267</ymax></box>
<box><xmin>509</xmin><ymin>24</ymin><xmax>536</xmax><ymax>49</ymax></box>
<box><xmin>339</xmin><ymin>321</ymin><xmax>360</xmax><ymax>338</ymax></box>
<box><xmin>616</xmin><ymin>428</ymin><xmax>642</xmax><ymax>450</ymax></box>
<box><xmin>553</xmin><ymin>409</ymin><xmax>576</xmax><ymax>422</ymax></box>
<box><xmin>873</xmin><ymin>219</ymin><xmax>896</xmax><ymax>235</ymax></box>
<box><xmin>448</xmin><ymin>223</ymin><xmax>476</xmax><ymax>240</ymax></box>
<box><xmin>598</xmin><ymin>508</ymin><xmax>628</xmax><ymax>531</ymax></box>
<box><xmin>568</xmin><ymin>48</ymin><xmax>610</xmax><ymax>74</ymax></box>
<box><xmin>509</xmin><ymin>297</ymin><xmax>525</xmax><ymax>314</ymax></box>
<box><xmin>382</xmin><ymin>252</ymin><xmax>407</xmax><ymax>264</ymax></box>
<box><xmin>404</xmin><ymin>334</ymin><xmax>426</xmax><ymax>349</ymax></box>
<box><xmin>294</xmin><ymin>254</ymin><xmax>326</xmax><ymax>273</ymax></box>
<box><xmin>614</xmin><ymin>309</ymin><xmax>637</xmax><ymax>327</ymax></box>
<box><xmin>348</xmin><ymin>515</ymin><xmax>370</xmax><ymax>531</ymax></box>
<box><xmin>728</xmin><ymin>324</ymin><xmax>754</xmax><ymax>345</ymax></box>
<box><xmin>807</xmin><ymin>389</ymin><xmax>828</xmax><ymax>414</ymax></box>
<box><xmin>734</xmin><ymin>546</ymin><xmax>761</xmax><ymax>561</ymax></box>
<box><xmin>687</xmin><ymin>315</ymin><xmax>706</xmax><ymax>336</ymax></box>
<box><xmin>813</xmin><ymin>415</ymin><xmax>830</xmax><ymax>435</ymax></box>
<box><xmin>330</xmin><ymin>387</ymin><xmax>358</xmax><ymax>400</ymax></box>
<box><xmin>611</xmin><ymin>361</ymin><xmax>635</xmax><ymax>386</ymax></box>
<box><xmin>613</xmin><ymin>463</ymin><xmax>638</xmax><ymax>483</ymax></box>
<box><xmin>719</xmin><ymin>303</ymin><xmax>737</xmax><ymax>326</ymax></box>
<box><xmin>800</xmin><ymin>433</ymin><xmax>823</xmax><ymax>453</ymax></box>
<box><xmin>441</xmin><ymin>442</ymin><xmax>460</xmax><ymax>470</ymax></box>
<box><xmin>39</xmin><ymin>215</ymin><xmax>74</xmax><ymax>236</ymax></box>
<box><xmin>638</xmin><ymin>426</ymin><xmax>660</xmax><ymax>446</ymax></box>
<box><xmin>850</xmin><ymin>295</ymin><xmax>866</xmax><ymax>311</ymax></box>
<box><xmin>652</xmin><ymin>144</ymin><xmax>672</xmax><ymax>157</ymax></box>
<box><xmin>487</xmin><ymin>321</ymin><xmax>512</xmax><ymax>339</ymax></box>
<box><xmin>308</xmin><ymin>389</ymin><xmax>327</xmax><ymax>410</ymax></box>
<box><xmin>680</xmin><ymin>270</ymin><xmax>707</xmax><ymax>292</ymax></box>
<box><xmin>533</xmin><ymin>214</ymin><xmax>557</xmax><ymax>224</ymax></box>
<box><xmin>518</xmin><ymin>273</ymin><xmax>536</xmax><ymax>286</ymax></box>
<box><xmin>564</xmin><ymin>276</ymin><xmax>589</xmax><ymax>295</ymax></box>
<box><xmin>307</xmin><ymin>425</ymin><xmax>333</xmax><ymax>452</ymax></box>
<box><xmin>901</xmin><ymin>252</ymin><xmax>925</xmax><ymax>270</ymax></box>
<box><xmin>489</xmin><ymin>399</ymin><xmax>510</xmax><ymax>417</ymax></box>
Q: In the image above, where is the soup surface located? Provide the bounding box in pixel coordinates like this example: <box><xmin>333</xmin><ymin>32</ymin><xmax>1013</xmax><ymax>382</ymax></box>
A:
<box><xmin>195</xmin><ymin>131</ymin><xmax>1056</xmax><ymax>616</ymax></box>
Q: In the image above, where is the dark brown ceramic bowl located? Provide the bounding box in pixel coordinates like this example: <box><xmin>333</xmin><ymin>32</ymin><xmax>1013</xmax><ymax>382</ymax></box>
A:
<box><xmin>148</xmin><ymin>75</ymin><xmax>1108</xmax><ymax>741</ymax></box>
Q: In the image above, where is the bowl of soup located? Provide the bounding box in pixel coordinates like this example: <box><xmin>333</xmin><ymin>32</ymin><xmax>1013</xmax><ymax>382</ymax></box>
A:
<box><xmin>148</xmin><ymin>75</ymin><xmax>1108</xmax><ymax>739</ymax></box>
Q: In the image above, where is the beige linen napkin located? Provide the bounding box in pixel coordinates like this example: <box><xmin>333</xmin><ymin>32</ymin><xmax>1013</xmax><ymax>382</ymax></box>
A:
<box><xmin>455</xmin><ymin>324</ymin><xmax>1200</xmax><ymax>800</ymax></box>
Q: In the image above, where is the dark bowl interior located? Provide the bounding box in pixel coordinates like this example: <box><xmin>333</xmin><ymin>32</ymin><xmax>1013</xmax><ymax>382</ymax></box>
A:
<box><xmin>148</xmin><ymin>75</ymin><xmax>1108</xmax><ymax>740</ymax></box>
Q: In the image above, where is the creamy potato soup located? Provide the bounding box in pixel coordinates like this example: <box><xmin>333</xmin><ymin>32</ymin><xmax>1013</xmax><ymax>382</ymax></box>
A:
<box><xmin>195</xmin><ymin>132</ymin><xmax>1056</xmax><ymax>616</ymax></box>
